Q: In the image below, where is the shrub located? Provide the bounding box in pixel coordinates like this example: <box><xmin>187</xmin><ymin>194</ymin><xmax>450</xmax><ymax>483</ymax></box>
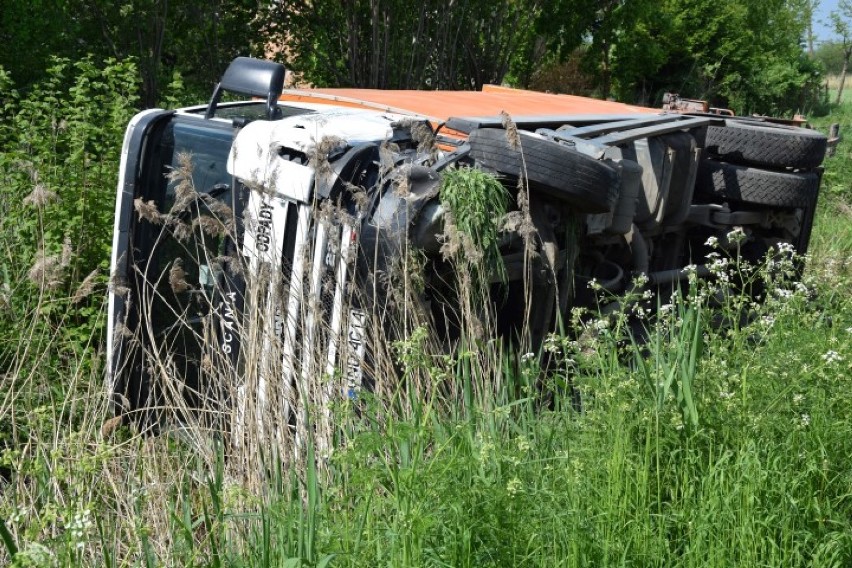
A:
<box><xmin>0</xmin><ymin>57</ymin><xmax>139</xmax><ymax>480</ymax></box>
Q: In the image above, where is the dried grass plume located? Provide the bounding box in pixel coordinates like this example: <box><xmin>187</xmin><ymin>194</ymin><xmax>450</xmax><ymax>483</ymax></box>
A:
<box><xmin>72</xmin><ymin>268</ymin><xmax>100</xmax><ymax>303</ymax></box>
<box><xmin>169</xmin><ymin>258</ymin><xmax>191</xmax><ymax>294</ymax></box>
<box><xmin>23</xmin><ymin>184</ymin><xmax>59</xmax><ymax>207</ymax></box>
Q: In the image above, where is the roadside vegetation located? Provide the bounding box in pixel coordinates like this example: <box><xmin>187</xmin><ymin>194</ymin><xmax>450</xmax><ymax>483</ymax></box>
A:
<box><xmin>0</xmin><ymin>54</ymin><xmax>851</xmax><ymax>566</ymax></box>
<box><xmin>1</xmin><ymin>0</ymin><xmax>846</xmax><ymax>115</ymax></box>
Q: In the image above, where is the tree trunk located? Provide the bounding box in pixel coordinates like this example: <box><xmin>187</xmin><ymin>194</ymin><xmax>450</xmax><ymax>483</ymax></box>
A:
<box><xmin>806</xmin><ymin>0</ymin><xmax>816</xmax><ymax>57</ymax></box>
<box><xmin>808</xmin><ymin>20</ymin><xmax>814</xmax><ymax>57</ymax></box>
<box><xmin>600</xmin><ymin>40</ymin><xmax>611</xmax><ymax>100</ymax></box>
<box><xmin>836</xmin><ymin>50</ymin><xmax>850</xmax><ymax>105</ymax></box>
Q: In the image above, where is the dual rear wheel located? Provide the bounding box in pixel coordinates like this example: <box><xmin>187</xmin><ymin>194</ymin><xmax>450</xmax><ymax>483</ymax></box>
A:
<box><xmin>697</xmin><ymin>119</ymin><xmax>827</xmax><ymax>261</ymax></box>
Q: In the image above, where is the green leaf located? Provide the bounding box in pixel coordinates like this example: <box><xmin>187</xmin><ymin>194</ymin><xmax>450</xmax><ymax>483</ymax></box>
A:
<box><xmin>0</xmin><ymin>516</ymin><xmax>17</xmax><ymax>557</ymax></box>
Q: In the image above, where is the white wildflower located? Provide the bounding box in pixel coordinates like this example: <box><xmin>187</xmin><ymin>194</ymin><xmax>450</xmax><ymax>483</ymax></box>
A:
<box><xmin>775</xmin><ymin>242</ymin><xmax>795</xmax><ymax>255</ymax></box>
<box><xmin>705</xmin><ymin>235</ymin><xmax>719</xmax><ymax>248</ymax></box>
<box><xmin>800</xmin><ymin>413</ymin><xmax>811</xmax><ymax>427</ymax></box>
<box><xmin>822</xmin><ymin>350</ymin><xmax>844</xmax><ymax>364</ymax></box>
<box><xmin>543</xmin><ymin>334</ymin><xmax>561</xmax><ymax>354</ymax></box>
<box><xmin>67</xmin><ymin>507</ymin><xmax>93</xmax><ymax>550</ymax></box>
<box><xmin>726</xmin><ymin>226</ymin><xmax>746</xmax><ymax>244</ymax></box>
<box><xmin>632</xmin><ymin>273</ymin><xmax>649</xmax><ymax>287</ymax></box>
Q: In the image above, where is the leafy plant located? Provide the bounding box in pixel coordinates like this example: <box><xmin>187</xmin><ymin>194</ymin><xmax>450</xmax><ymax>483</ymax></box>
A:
<box><xmin>439</xmin><ymin>166</ymin><xmax>509</xmax><ymax>282</ymax></box>
<box><xmin>0</xmin><ymin>56</ymin><xmax>137</xmax><ymax>367</ymax></box>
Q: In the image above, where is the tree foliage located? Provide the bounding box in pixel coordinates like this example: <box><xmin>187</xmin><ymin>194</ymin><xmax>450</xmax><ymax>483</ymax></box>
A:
<box><xmin>0</xmin><ymin>0</ymin><xmax>264</xmax><ymax>107</ymax></box>
<box><xmin>582</xmin><ymin>0</ymin><xmax>822</xmax><ymax>114</ymax></box>
<box><xmin>815</xmin><ymin>40</ymin><xmax>848</xmax><ymax>75</ymax></box>
<box><xmin>74</xmin><ymin>0</ymin><xmax>268</xmax><ymax>106</ymax></box>
<box><xmin>0</xmin><ymin>0</ymin><xmax>79</xmax><ymax>89</ymax></box>
<box><xmin>271</xmin><ymin>0</ymin><xmax>821</xmax><ymax>114</ymax></box>
<box><xmin>0</xmin><ymin>0</ymin><xmax>828</xmax><ymax>115</ymax></box>
<box><xmin>272</xmin><ymin>0</ymin><xmax>595</xmax><ymax>90</ymax></box>
<box><xmin>581</xmin><ymin>0</ymin><xmax>662</xmax><ymax>102</ymax></box>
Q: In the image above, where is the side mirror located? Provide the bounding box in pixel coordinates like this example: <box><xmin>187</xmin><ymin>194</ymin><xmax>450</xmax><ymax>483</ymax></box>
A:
<box><xmin>205</xmin><ymin>57</ymin><xmax>286</xmax><ymax>121</ymax></box>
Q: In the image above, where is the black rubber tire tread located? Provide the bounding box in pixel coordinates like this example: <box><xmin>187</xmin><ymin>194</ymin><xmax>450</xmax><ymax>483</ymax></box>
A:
<box><xmin>697</xmin><ymin>160</ymin><xmax>819</xmax><ymax>208</ymax></box>
<box><xmin>705</xmin><ymin>120</ymin><xmax>827</xmax><ymax>170</ymax></box>
<box><xmin>469</xmin><ymin>128</ymin><xmax>620</xmax><ymax>214</ymax></box>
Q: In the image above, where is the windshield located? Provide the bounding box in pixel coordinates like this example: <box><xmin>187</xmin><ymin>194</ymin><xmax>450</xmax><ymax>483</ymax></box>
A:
<box><xmin>128</xmin><ymin>115</ymin><xmax>244</xmax><ymax>416</ymax></box>
<box><xmin>182</xmin><ymin>100</ymin><xmax>316</xmax><ymax>122</ymax></box>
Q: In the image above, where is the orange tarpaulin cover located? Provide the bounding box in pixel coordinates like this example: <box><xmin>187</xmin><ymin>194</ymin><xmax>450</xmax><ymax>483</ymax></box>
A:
<box><xmin>279</xmin><ymin>84</ymin><xmax>655</xmax><ymax>125</ymax></box>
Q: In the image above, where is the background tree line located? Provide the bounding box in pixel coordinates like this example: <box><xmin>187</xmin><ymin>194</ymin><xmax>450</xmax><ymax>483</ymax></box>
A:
<box><xmin>0</xmin><ymin>0</ymin><xmax>848</xmax><ymax>118</ymax></box>
<box><xmin>0</xmin><ymin>0</ymin><xmax>268</xmax><ymax>108</ymax></box>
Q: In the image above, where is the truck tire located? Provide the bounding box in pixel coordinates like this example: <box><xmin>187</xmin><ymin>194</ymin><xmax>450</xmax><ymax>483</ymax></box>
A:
<box><xmin>469</xmin><ymin>128</ymin><xmax>620</xmax><ymax>214</ymax></box>
<box><xmin>705</xmin><ymin>120</ymin><xmax>827</xmax><ymax>170</ymax></box>
<box><xmin>697</xmin><ymin>160</ymin><xmax>819</xmax><ymax>208</ymax></box>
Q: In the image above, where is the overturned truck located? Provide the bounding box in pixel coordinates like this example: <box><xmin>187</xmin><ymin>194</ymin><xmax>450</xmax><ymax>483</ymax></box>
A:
<box><xmin>107</xmin><ymin>57</ymin><xmax>827</xmax><ymax>430</ymax></box>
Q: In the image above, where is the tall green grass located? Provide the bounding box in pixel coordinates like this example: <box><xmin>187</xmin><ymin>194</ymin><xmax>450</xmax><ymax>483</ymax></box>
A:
<box><xmin>811</xmin><ymin>97</ymin><xmax>852</xmax><ymax>204</ymax></box>
<box><xmin>6</xmin><ymin>213</ymin><xmax>850</xmax><ymax>567</ymax></box>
